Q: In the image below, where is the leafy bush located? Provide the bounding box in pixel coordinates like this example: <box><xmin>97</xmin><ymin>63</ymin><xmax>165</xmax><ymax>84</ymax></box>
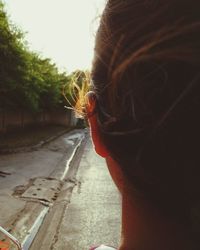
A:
<box><xmin>0</xmin><ymin>1</ymin><xmax>75</xmax><ymax>113</ymax></box>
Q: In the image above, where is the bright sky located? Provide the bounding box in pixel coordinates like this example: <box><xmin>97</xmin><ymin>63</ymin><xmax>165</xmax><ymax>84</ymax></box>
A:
<box><xmin>3</xmin><ymin>0</ymin><xmax>106</xmax><ymax>73</ymax></box>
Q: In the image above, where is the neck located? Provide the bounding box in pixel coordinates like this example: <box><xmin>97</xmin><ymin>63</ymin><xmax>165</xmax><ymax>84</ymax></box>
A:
<box><xmin>119</xmin><ymin>190</ymin><xmax>191</xmax><ymax>250</ymax></box>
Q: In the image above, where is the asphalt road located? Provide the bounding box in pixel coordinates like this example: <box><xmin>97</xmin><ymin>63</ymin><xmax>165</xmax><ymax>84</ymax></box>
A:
<box><xmin>0</xmin><ymin>130</ymin><xmax>121</xmax><ymax>250</ymax></box>
<box><xmin>0</xmin><ymin>129</ymin><xmax>85</xmax><ymax>249</ymax></box>
<box><xmin>52</xmin><ymin>138</ymin><xmax>121</xmax><ymax>250</ymax></box>
<box><xmin>31</xmin><ymin>137</ymin><xmax>121</xmax><ymax>250</ymax></box>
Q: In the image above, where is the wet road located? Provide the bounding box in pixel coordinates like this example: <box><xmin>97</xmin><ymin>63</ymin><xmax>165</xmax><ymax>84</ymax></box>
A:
<box><xmin>48</xmin><ymin>138</ymin><xmax>121</xmax><ymax>250</ymax></box>
<box><xmin>0</xmin><ymin>130</ymin><xmax>121</xmax><ymax>250</ymax></box>
<box><xmin>0</xmin><ymin>129</ymin><xmax>85</xmax><ymax>248</ymax></box>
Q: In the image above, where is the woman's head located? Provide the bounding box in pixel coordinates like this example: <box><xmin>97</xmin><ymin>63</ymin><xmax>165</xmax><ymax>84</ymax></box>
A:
<box><xmin>88</xmin><ymin>0</ymin><xmax>200</xmax><ymax>224</ymax></box>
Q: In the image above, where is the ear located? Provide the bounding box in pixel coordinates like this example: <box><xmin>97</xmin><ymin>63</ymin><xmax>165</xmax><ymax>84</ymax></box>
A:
<box><xmin>86</xmin><ymin>92</ymin><xmax>108</xmax><ymax>158</ymax></box>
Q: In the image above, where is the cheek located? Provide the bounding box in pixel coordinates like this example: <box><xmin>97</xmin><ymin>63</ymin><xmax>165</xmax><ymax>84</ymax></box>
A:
<box><xmin>106</xmin><ymin>156</ymin><xmax>125</xmax><ymax>193</ymax></box>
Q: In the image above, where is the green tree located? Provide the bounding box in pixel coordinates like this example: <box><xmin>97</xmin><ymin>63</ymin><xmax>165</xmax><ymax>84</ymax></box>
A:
<box><xmin>0</xmin><ymin>1</ymin><xmax>28</xmax><ymax>110</ymax></box>
<box><xmin>0</xmin><ymin>1</ymin><xmax>80</xmax><ymax>114</ymax></box>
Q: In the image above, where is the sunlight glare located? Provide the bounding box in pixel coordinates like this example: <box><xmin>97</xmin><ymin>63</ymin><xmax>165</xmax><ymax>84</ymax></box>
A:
<box><xmin>4</xmin><ymin>0</ymin><xmax>106</xmax><ymax>72</ymax></box>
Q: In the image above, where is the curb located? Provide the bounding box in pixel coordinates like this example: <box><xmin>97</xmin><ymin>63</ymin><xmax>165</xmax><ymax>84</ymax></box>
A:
<box><xmin>22</xmin><ymin>131</ymin><xmax>87</xmax><ymax>250</ymax></box>
<box><xmin>27</xmin><ymin>133</ymin><xmax>88</xmax><ymax>250</ymax></box>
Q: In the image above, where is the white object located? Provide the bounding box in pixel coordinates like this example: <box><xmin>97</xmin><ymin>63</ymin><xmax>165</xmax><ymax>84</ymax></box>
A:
<box><xmin>94</xmin><ymin>245</ymin><xmax>117</xmax><ymax>250</ymax></box>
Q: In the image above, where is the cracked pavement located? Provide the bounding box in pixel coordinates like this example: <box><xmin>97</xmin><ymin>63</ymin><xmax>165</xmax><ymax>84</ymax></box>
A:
<box><xmin>0</xmin><ymin>130</ymin><xmax>121</xmax><ymax>250</ymax></box>
<box><xmin>0</xmin><ymin>129</ymin><xmax>86</xmax><ymax>249</ymax></box>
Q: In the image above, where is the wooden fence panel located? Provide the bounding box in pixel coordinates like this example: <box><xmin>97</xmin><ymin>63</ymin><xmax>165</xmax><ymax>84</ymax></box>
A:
<box><xmin>0</xmin><ymin>110</ymin><xmax>76</xmax><ymax>133</ymax></box>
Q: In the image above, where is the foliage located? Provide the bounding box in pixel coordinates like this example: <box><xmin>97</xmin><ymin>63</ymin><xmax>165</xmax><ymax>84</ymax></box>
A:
<box><xmin>0</xmin><ymin>1</ymin><xmax>79</xmax><ymax>113</ymax></box>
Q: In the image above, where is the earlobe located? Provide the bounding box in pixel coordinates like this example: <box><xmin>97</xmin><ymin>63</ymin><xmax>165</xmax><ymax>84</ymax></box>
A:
<box><xmin>89</xmin><ymin>114</ymin><xmax>108</xmax><ymax>157</ymax></box>
<box><xmin>86</xmin><ymin>92</ymin><xmax>109</xmax><ymax>158</ymax></box>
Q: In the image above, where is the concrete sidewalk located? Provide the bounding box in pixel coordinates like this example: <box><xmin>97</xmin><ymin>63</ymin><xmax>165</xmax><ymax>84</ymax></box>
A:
<box><xmin>31</xmin><ymin>137</ymin><xmax>121</xmax><ymax>250</ymax></box>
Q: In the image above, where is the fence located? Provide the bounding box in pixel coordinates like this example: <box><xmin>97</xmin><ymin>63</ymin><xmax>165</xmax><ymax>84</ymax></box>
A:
<box><xmin>0</xmin><ymin>109</ymin><xmax>77</xmax><ymax>133</ymax></box>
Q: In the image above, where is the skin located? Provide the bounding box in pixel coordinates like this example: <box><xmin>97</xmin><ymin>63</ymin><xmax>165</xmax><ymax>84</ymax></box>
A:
<box><xmin>86</xmin><ymin>92</ymin><xmax>192</xmax><ymax>250</ymax></box>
